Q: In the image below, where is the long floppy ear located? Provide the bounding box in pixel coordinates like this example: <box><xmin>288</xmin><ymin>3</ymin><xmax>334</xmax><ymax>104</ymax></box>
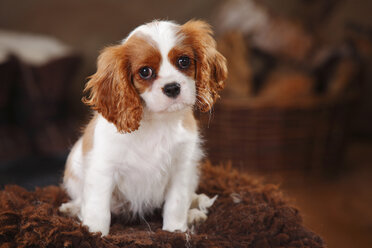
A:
<box><xmin>181</xmin><ymin>20</ymin><xmax>228</xmax><ymax>112</ymax></box>
<box><xmin>82</xmin><ymin>45</ymin><xmax>143</xmax><ymax>133</ymax></box>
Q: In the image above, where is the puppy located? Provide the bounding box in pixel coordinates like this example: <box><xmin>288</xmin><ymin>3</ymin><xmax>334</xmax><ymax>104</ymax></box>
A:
<box><xmin>59</xmin><ymin>20</ymin><xmax>227</xmax><ymax>236</ymax></box>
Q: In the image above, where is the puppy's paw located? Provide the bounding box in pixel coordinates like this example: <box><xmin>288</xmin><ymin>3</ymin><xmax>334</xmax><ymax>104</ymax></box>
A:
<box><xmin>187</xmin><ymin>208</ymin><xmax>207</xmax><ymax>227</ymax></box>
<box><xmin>59</xmin><ymin>201</ymin><xmax>80</xmax><ymax>217</ymax></box>
<box><xmin>82</xmin><ymin>212</ymin><xmax>111</xmax><ymax>236</ymax></box>
<box><xmin>83</xmin><ymin>219</ymin><xmax>110</xmax><ymax>236</ymax></box>
<box><xmin>162</xmin><ymin>222</ymin><xmax>188</xmax><ymax>233</ymax></box>
<box><xmin>191</xmin><ymin>194</ymin><xmax>218</xmax><ymax>214</ymax></box>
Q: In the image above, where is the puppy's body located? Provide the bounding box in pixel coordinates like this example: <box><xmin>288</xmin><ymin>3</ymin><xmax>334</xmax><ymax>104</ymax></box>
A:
<box><xmin>60</xmin><ymin>20</ymin><xmax>227</xmax><ymax>236</ymax></box>
<box><xmin>65</xmin><ymin>110</ymin><xmax>200</xmax><ymax>210</ymax></box>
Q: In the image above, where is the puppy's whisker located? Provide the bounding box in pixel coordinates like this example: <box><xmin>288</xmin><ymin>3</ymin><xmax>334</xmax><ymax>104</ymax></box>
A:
<box><xmin>141</xmin><ymin>216</ymin><xmax>154</xmax><ymax>234</ymax></box>
<box><xmin>196</xmin><ymin>92</ymin><xmax>213</xmax><ymax>127</ymax></box>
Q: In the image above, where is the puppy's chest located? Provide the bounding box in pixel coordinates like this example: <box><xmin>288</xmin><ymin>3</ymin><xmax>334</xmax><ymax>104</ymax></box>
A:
<box><xmin>112</xmin><ymin>127</ymin><xmax>184</xmax><ymax>211</ymax></box>
<box><xmin>117</xmin><ymin>127</ymin><xmax>182</xmax><ymax>171</ymax></box>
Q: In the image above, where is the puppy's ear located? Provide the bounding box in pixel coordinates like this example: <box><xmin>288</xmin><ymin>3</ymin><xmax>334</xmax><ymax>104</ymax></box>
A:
<box><xmin>83</xmin><ymin>45</ymin><xmax>143</xmax><ymax>133</ymax></box>
<box><xmin>181</xmin><ymin>20</ymin><xmax>228</xmax><ymax>112</ymax></box>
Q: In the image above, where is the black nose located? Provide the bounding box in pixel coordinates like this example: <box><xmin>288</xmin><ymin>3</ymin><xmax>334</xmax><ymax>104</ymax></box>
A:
<box><xmin>162</xmin><ymin>82</ymin><xmax>181</xmax><ymax>98</ymax></box>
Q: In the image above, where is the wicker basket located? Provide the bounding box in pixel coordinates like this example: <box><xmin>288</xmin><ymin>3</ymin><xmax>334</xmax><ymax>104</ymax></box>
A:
<box><xmin>199</xmin><ymin>97</ymin><xmax>356</xmax><ymax>172</ymax></box>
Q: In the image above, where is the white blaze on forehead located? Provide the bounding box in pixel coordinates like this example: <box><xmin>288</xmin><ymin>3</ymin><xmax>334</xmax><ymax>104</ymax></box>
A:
<box><xmin>123</xmin><ymin>20</ymin><xmax>181</xmax><ymax>60</ymax></box>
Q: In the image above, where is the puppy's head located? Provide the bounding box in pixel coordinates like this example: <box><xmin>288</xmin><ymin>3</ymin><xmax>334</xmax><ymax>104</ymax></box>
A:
<box><xmin>83</xmin><ymin>20</ymin><xmax>227</xmax><ymax>133</ymax></box>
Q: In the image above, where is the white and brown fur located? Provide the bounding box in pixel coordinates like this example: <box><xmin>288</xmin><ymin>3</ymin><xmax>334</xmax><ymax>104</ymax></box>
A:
<box><xmin>59</xmin><ymin>20</ymin><xmax>227</xmax><ymax>236</ymax></box>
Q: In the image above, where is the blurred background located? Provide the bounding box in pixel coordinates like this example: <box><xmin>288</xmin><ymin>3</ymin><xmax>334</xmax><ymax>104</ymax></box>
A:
<box><xmin>0</xmin><ymin>0</ymin><xmax>371</xmax><ymax>247</ymax></box>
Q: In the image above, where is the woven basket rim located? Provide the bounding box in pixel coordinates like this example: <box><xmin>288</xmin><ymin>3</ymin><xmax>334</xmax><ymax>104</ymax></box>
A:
<box><xmin>218</xmin><ymin>92</ymin><xmax>357</xmax><ymax>110</ymax></box>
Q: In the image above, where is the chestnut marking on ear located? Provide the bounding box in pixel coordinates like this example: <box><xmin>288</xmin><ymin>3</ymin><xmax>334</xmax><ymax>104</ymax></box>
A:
<box><xmin>82</xmin><ymin>44</ymin><xmax>143</xmax><ymax>133</ymax></box>
<box><xmin>179</xmin><ymin>20</ymin><xmax>228</xmax><ymax>112</ymax></box>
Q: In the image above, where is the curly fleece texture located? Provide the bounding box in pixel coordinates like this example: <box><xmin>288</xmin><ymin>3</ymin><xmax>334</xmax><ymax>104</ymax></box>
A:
<box><xmin>0</xmin><ymin>162</ymin><xmax>325</xmax><ymax>248</ymax></box>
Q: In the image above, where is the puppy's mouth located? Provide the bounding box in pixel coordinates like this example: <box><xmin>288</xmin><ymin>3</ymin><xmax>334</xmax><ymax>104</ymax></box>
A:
<box><xmin>160</xmin><ymin>94</ymin><xmax>195</xmax><ymax>112</ymax></box>
<box><xmin>166</xmin><ymin>102</ymin><xmax>189</xmax><ymax>112</ymax></box>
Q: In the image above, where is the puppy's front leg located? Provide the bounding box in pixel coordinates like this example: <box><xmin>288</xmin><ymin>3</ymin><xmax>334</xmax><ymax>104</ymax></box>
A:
<box><xmin>162</xmin><ymin>182</ymin><xmax>190</xmax><ymax>232</ymax></box>
<box><xmin>162</xmin><ymin>164</ymin><xmax>196</xmax><ymax>232</ymax></box>
<box><xmin>81</xmin><ymin>160</ymin><xmax>114</xmax><ymax>236</ymax></box>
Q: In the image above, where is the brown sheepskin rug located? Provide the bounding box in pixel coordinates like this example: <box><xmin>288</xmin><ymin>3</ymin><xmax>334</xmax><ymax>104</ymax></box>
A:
<box><xmin>0</xmin><ymin>162</ymin><xmax>325</xmax><ymax>248</ymax></box>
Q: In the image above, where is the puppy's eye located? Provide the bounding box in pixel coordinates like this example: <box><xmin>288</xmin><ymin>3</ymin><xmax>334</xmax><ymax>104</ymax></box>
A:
<box><xmin>178</xmin><ymin>56</ymin><xmax>190</xmax><ymax>69</ymax></box>
<box><xmin>139</xmin><ymin>67</ymin><xmax>153</xmax><ymax>79</ymax></box>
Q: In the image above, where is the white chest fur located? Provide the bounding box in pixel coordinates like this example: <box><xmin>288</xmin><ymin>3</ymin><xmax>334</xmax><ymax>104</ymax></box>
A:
<box><xmin>90</xmin><ymin>110</ymin><xmax>200</xmax><ymax>217</ymax></box>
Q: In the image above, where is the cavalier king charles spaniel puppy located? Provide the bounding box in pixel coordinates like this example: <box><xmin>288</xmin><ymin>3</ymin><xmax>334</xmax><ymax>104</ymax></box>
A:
<box><xmin>59</xmin><ymin>20</ymin><xmax>227</xmax><ymax>236</ymax></box>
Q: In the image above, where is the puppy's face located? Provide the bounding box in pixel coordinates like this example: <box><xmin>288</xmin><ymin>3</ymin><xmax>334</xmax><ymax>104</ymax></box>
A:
<box><xmin>83</xmin><ymin>20</ymin><xmax>227</xmax><ymax>133</ymax></box>
<box><xmin>126</xmin><ymin>26</ymin><xmax>197</xmax><ymax>113</ymax></box>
